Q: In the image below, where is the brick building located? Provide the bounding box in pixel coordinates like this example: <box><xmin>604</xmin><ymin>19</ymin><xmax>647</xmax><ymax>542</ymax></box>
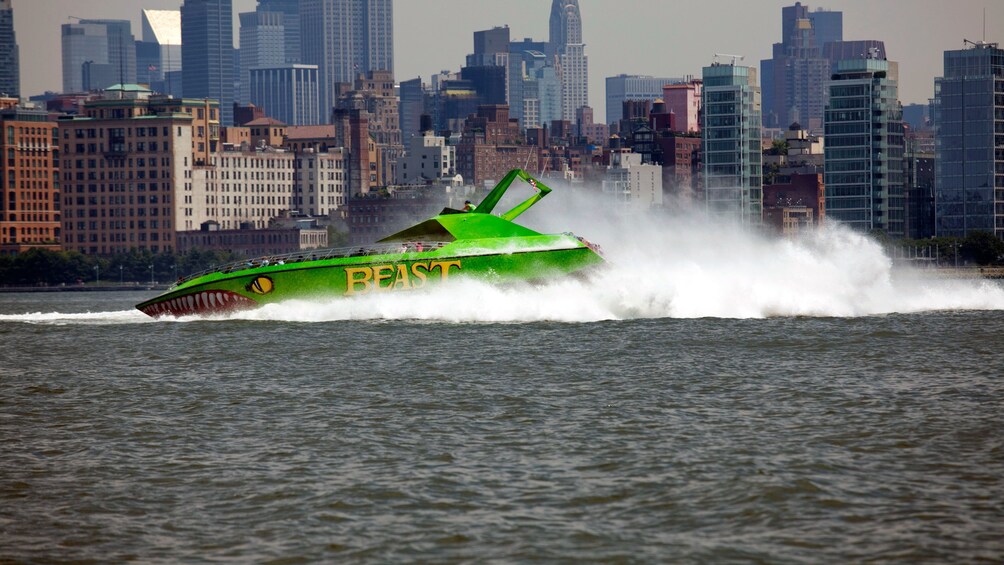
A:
<box><xmin>456</xmin><ymin>104</ymin><xmax>537</xmax><ymax>186</ymax></box>
<box><xmin>762</xmin><ymin>172</ymin><xmax>824</xmax><ymax>235</ymax></box>
<box><xmin>1</xmin><ymin>105</ymin><xmax>61</xmax><ymax>254</ymax></box>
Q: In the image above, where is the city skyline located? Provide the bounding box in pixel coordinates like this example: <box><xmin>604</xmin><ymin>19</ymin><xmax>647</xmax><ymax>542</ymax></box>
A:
<box><xmin>8</xmin><ymin>0</ymin><xmax>1004</xmax><ymax>122</ymax></box>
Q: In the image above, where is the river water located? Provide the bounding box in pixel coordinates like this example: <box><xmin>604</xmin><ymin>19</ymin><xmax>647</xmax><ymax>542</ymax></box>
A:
<box><xmin>2</xmin><ymin>221</ymin><xmax>1004</xmax><ymax>562</ymax></box>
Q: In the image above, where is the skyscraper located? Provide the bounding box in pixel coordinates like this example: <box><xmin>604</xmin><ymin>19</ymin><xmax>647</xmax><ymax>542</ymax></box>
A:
<box><xmin>760</xmin><ymin>2</ymin><xmax>832</xmax><ymax>131</ymax></box>
<box><xmin>62</xmin><ymin>19</ymin><xmax>137</xmax><ymax>92</ymax></box>
<box><xmin>182</xmin><ymin>0</ymin><xmax>234</xmax><ymax>125</ymax></box>
<box><xmin>300</xmin><ymin>0</ymin><xmax>394</xmax><ymax>121</ymax></box>
<box><xmin>824</xmin><ymin>55</ymin><xmax>905</xmax><ymax>237</ymax></box>
<box><xmin>702</xmin><ymin>59</ymin><xmax>762</xmax><ymax>225</ymax></box>
<box><xmin>239</xmin><ymin>10</ymin><xmax>286</xmax><ymax>104</ymax></box>
<box><xmin>934</xmin><ymin>40</ymin><xmax>1004</xmax><ymax>239</ymax></box>
<box><xmin>257</xmin><ymin>0</ymin><xmax>302</xmax><ymax>64</ymax></box>
<box><xmin>549</xmin><ymin>0</ymin><xmax>588</xmax><ymax>123</ymax></box>
<box><xmin>249</xmin><ymin>64</ymin><xmax>320</xmax><ymax>125</ymax></box>
<box><xmin>0</xmin><ymin>0</ymin><xmax>19</xmax><ymax>97</ymax></box>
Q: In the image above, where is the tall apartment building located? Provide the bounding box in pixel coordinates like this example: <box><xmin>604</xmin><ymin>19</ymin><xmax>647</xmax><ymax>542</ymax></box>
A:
<box><xmin>1</xmin><ymin>105</ymin><xmax>60</xmax><ymax>253</ymax></box>
<box><xmin>934</xmin><ymin>40</ymin><xmax>1004</xmax><ymax>239</ymax></box>
<box><xmin>300</xmin><ymin>0</ymin><xmax>394</xmax><ymax>120</ymax></box>
<box><xmin>824</xmin><ymin>55</ymin><xmax>905</xmax><ymax>237</ymax></box>
<box><xmin>181</xmin><ymin>0</ymin><xmax>234</xmax><ymax>126</ymax></box>
<box><xmin>136</xmin><ymin>10</ymin><xmax>182</xmax><ymax>92</ymax></box>
<box><xmin>702</xmin><ymin>61</ymin><xmax>763</xmax><ymax>225</ymax></box>
<box><xmin>58</xmin><ymin>86</ymin><xmax>219</xmax><ymax>254</ymax></box>
<box><xmin>0</xmin><ymin>0</ymin><xmax>19</xmax><ymax>98</ymax></box>
<box><xmin>549</xmin><ymin>0</ymin><xmax>588</xmax><ymax>123</ymax></box>
<box><xmin>62</xmin><ymin>20</ymin><xmax>137</xmax><ymax>93</ymax></box>
<box><xmin>249</xmin><ymin>65</ymin><xmax>321</xmax><ymax>126</ymax></box>
<box><xmin>606</xmin><ymin>75</ymin><xmax>682</xmax><ymax>126</ymax></box>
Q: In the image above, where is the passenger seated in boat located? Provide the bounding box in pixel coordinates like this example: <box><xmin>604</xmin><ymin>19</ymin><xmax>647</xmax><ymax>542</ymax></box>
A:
<box><xmin>463</xmin><ymin>200</ymin><xmax>475</xmax><ymax>212</ymax></box>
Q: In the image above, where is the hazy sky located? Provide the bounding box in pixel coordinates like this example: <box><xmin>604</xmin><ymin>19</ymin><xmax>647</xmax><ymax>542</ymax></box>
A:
<box><xmin>10</xmin><ymin>0</ymin><xmax>1004</xmax><ymax>121</ymax></box>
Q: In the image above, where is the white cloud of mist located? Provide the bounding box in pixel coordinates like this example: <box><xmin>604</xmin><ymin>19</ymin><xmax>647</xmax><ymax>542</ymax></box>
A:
<box><xmin>235</xmin><ymin>184</ymin><xmax>1004</xmax><ymax>322</ymax></box>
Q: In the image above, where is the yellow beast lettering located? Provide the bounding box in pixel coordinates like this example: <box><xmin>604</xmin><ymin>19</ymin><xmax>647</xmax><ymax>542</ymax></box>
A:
<box><xmin>345</xmin><ymin>260</ymin><xmax>463</xmax><ymax>296</ymax></box>
<box><xmin>373</xmin><ymin>264</ymin><xmax>395</xmax><ymax>291</ymax></box>
<box><xmin>344</xmin><ymin>267</ymin><xmax>374</xmax><ymax>296</ymax></box>
<box><xmin>430</xmin><ymin>260</ymin><xmax>462</xmax><ymax>281</ymax></box>
<box><xmin>410</xmin><ymin>262</ymin><xmax>429</xmax><ymax>288</ymax></box>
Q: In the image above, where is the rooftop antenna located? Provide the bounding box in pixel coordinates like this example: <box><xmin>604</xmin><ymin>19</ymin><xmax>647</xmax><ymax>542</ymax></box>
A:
<box><xmin>118</xmin><ymin>33</ymin><xmax>125</xmax><ymax>97</ymax></box>
<box><xmin>713</xmin><ymin>53</ymin><xmax>744</xmax><ymax>65</ymax></box>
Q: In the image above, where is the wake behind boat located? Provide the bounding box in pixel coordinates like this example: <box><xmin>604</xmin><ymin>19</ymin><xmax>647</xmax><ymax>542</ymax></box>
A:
<box><xmin>136</xmin><ymin>169</ymin><xmax>604</xmax><ymax>317</ymax></box>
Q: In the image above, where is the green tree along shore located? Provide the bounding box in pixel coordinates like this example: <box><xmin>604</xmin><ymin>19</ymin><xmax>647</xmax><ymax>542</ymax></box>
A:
<box><xmin>0</xmin><ymin>248</ymin><xmax>242</xmax><ymax>287</ymax></box>
<box><xmin>873</xmin><ymin>230</ymin><xmax>1004</xmax><ymax>267</ymax></box>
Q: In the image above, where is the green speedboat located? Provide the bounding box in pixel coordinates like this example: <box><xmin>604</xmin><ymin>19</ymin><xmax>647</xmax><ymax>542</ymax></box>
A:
<box><xmin>136</xmin><ymin>169</ymin><xmax>604</xmax><ymax>317</ymax></box>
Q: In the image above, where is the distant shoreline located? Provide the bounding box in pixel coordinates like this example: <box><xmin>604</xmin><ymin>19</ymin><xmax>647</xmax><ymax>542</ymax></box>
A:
<box><xmin>0</xmin><ymin>284</ymin><xmax>170</xmax><ymax>293</ymax></box>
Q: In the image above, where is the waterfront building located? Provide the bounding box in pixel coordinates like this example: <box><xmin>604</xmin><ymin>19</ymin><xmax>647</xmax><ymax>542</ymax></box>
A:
<box><xmin>0</xmin><ymin>0</ymin><xmax>20</xmax><ymax>98</ymax></box>
<box><xmin>606</xmin><ymin>75</ymin><xmax>682</xmax><ymax>126</ymax></box>
<box><xmin>934</xmin><ymin>40</ymin><xmax>1004</xmax><ymax>239</ymax></box>
<box><xmin>249</xmin><ymin>65</ymin><xmax>321</xmax><ymax>126</ymax></box>
<box><xmin>135</xmin><ymin>10</ymin><xmax>181</xmax><ymax>90</ymax></box>
<box><xmin>300</xmin><ymin>0</ymin><xmax>394</xmax><ymax>121</ymax></box>
<box><xmin>62</xmin><ymin>19</ymin><xmax>137</xmax><ymax>93</ymax></box>
<box><xmin>58</xmin><ymin>86</ymin><xmax>219</xmax><ymax>254</ymax></box>
<box><xmin>824</xmin><ymin>55</ymin><xmax>905</xmax><ymax>236</ymax></box>
<box><xmin>701</xmin><ymin>60</ymin><xmax>763</xmax><ymax>225</ymax></box>
<box><xmin>1</xmin><ymin>105</ymin><xmax>60</xmax><ymax>253</ymax></box>
<box><xmin>549</xmin><ymin>0</ymin><xmax>588</xmax><ymax>123</ymax></box>
<box><xmin>181</xmin><ymin>0</ymin><xmax>234</xmax><ymax>126</ymax></box>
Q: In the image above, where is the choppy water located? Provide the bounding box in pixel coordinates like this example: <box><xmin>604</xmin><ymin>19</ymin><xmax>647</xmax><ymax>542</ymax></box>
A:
<box><xmin>3</xmin><ymin>222</ymin><xmax>1004</xmax><ymax>562</ymax></box>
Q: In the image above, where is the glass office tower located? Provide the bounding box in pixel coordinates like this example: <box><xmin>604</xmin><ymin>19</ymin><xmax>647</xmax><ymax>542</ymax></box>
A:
<box><xmin>702</xmin><ymin>61</ymin><xmax>763</xmax><ymax>226</ymax></box>
<box><xmin>824</xmin><ymin>56</ymin><xmax>905</xmax><ymax>236</ymax></box>
<box><xmin>182</xmin><ymin>0</ymin><xmax>234</xmax><ymax>125</ymax></box>
<box><xmin>934</xmin><ymin>41</ymin><xmax>1004</xmax><ymax>238</ymax></box>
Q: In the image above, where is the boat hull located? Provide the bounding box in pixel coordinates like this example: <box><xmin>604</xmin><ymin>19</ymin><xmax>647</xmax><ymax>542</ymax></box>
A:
<box><xmin>136</xmin><ymin>236</ymin><xmax>602</xmax><ymax>317</ymax></box>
